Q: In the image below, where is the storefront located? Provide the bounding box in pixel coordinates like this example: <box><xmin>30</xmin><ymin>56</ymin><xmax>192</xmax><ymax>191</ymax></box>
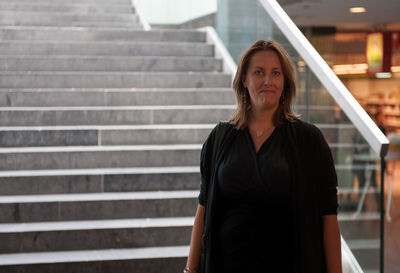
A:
<box><xmin>312</xmin><ymin>30</ymin><xmax>400</xmax><ymax>133</ymax></box>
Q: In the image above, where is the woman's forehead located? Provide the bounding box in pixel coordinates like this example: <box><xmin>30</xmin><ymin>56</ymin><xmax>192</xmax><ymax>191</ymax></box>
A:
<box><xmin>248</xmin><ymin>50</ymin><xmax>282</xmax><ymax>68</ymax></box>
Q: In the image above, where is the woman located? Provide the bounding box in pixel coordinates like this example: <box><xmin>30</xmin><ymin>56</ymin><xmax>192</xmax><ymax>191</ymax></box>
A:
<box><xmin>185</xmin><ymin>40</ymin><xmax>342</xmax><ymax>273</ymax></box>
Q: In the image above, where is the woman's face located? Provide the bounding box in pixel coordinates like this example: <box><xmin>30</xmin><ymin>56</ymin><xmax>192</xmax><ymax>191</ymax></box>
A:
<box><xmin>243</xmin><ymin>50</ymin><xmax>284</xmax><ymax>112</ymax></box>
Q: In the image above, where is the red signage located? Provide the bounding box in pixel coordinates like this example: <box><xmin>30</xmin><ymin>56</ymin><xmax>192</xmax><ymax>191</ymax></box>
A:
<box><xmin>366</xmin><ymin>32</ymin><xmax>392</xmax><ymax>75</ymax></box>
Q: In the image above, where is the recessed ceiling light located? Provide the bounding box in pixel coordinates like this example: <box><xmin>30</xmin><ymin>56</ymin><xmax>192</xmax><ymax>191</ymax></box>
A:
<box><xmin>349</xmin><ymin>7</ymin><xmax>367</xmax><ymax>13</ymax></box>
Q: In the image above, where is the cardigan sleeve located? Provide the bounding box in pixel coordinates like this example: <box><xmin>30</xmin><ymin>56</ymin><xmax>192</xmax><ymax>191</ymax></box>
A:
<box><xmin>312</xmin><ymin>126</ymin><xmax>339</xmax><ymax>215</ymax></box>
<box><xmin>198</xmin><ymin>126</ymin><xmax>217</xmax><ymax>206</ymax></box>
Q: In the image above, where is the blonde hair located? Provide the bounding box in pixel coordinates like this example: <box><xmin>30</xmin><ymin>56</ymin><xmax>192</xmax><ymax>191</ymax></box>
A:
<box><xmin>230</xmin><ymin>40</ymin><xmax>299</xmax><ymax>129</ymax></box>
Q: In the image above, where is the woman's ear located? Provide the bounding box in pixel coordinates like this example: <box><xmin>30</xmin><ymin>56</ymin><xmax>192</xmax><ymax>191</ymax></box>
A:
<box><xmin>242</xmin><ymin>76</ymin><xmax>247</xmax><ymax>88</ymax></box>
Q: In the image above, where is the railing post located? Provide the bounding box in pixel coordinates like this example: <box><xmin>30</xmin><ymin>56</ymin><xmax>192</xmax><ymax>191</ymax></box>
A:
<box><xmin>380</xmin><ymin>156</ymin><xmax>386</xmax><ymax>273</ymax></box>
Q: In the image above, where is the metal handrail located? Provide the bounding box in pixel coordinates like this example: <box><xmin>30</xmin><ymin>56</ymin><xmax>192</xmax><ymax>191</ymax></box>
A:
<box><xmin>257</xmin><ymin>1</ymin><xmax>389</xmax><ymax>272</ymax></box>
<box><xmin>131</xmin><ymin>0</ymin><xmax>151</xmax><ymax>31</ymax></box>
<box><xmin>258</xmin><ymin>0</ymin><xmax>389</xmax><ymax>157</ymax></box>
<box><xmin>341</xmin><ymin>237</ymin><xmax>364</xmax><ymax>273</ymax></box>
<box><xmin>198</xmin><ymin>26</ymin><xmax>237</xmax><ymax>83</ymax></box>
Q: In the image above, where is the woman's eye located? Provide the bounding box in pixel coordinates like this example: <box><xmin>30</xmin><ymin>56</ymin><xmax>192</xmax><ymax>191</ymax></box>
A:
<box><xmin>254</xmin><ymin>70</ymin><xmax>261</xmax><ymax>75</ymax></box>
<box><xmin>273</xmin><ymin>71</ymin><xmax>281</xmax><ymax>76</ymax></box>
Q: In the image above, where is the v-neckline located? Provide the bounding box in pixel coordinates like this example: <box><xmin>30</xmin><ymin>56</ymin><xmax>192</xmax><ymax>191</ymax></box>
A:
<box><xmin>245</xmin><ymin>126</ymin><xmax>277</xmax><ymax>155</ymax></box>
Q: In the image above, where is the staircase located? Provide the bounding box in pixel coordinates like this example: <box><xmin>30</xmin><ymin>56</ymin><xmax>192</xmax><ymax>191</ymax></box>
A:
<box><xmin>0</xmin><ymin>0</ymin><xmax>381</xmax><ymax>272</ymax></box>
<box><xmin>0</xmin><ymin>0</ymin><xmax>234</xmax><ymax>272</ymax></box>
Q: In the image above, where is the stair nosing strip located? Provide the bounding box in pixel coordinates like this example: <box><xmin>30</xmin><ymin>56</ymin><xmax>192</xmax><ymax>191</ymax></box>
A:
<box><xmin>0</xmin><ymin>216</ymin><xmax>195</xmax><ymax>233</ymax></box>
<box><xmin>0</xmin><ymin>124</ymin><xmax>216</xmax><ymax>131</ymax></box>
<box><xmin>0</xmin><ymin>104</ymin><xmax>235</xmax><ymax>111</ymax></box>
<box><xmin>0</xmin><ymin>245</ymin><xmax>189</xmax><ymax>265</ymax></box>
<box><xmin>0</xmin><ymin>166</ymin><xmax>200</xmax><ymax>177</ymax></box>
<box><xmin>0</xmin><ymin>71</ymin><xmax>230</xmax><ymax>75</ymax></box>
<box><xmin>0</xmin><ymin>55</ymin><xmax>219</xmax><ymax>60</ymax></box>
<box><xmin>0</xmin><ymin>1</ymin><xmax>134</xmax><ymax>7</ymax></box>
<box><xmin>0</xmin><ymin>144</ymin><xmax>202</xmax><ymax>153</ymax></box>
<box><xmin>0</xmin><ymin>190</ymin><xmax>200</xmax><ymax>203</ymax></box>
<box><xmin>0</xmin><ymin>87</ymin><xmax>233</xmax><ymax>92</ymax></box>
<box><xmin>0</xmin><ymin>25</ymin><xmax>204</xmax><ymax>32</ymax></box>
<box><xmin>0</xmin><ymin>40</ymin><xmax>211</xmax><ymax>45</ymax></box>
<box><xmin>338</xmin><ymin>212</ymin><xmax>380</xmax><ymax>221</ymax></box>
<box><xmin>0</xmin><ymin>10</ymin><xmax>137</xmax><ymax>16</ymax></box>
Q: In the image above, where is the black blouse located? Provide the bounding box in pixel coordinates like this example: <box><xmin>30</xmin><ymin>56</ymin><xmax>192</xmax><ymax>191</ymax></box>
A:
<box><xmin>215</xmin><ymin>126</ymin><xmax>293</xmax><ymax>273</ymax></box>
<box><xmin>198</xmin><ymin>120</ymin><xmax>339</xmax><ymax>273</ymax></box>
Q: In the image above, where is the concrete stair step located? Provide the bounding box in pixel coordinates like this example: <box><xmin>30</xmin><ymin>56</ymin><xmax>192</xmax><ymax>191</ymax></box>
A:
<box><xmin>0</xmin><ymin>143</ymin><xmax>370</xmax><ymax>171</ymax></box>
<box><xmin>0</xmin><ymin>11</ymin><xmax>139</xmax><ymax>28</ymax></box>
<box><xmin>0</xmin><ymin>56</ymin><xmax>222</xmax><ymax>72</ymax></box>
<box><xmin>0</xmin><ymin>190</ymin><xmax>198</xmax><ymax>222</ymax></box>
<box><xmin>0</xmin><ymin>71</ymin><xmax>231</xmax><ymax>88</ymax></box>
<box><xmin>0</xmin><ymin>88</ymin><xmax>234</xmax><ymax>107</ymax></box>
<box><xmin>338</xmin><ymin>213</ymin><xmax>380</xmax><ymax>240</ymax></box>
<box><xmin>351</xmin><ymin>248</ymin><xmax>379</xmax><ymax>272</ymax></box>
<box><xmin>295</xmin><ymin>105</ymin><xmax>352</xmax><ymax>124</ymax></box>
<box><xmin>0</xmin><ymin>246</ymin><xmax>188</xmax><ymax>273</ymax></box>
<box><xmin>0</xmin><ymin>217</ymin><xmax>193</xmax><ymax>253</ymax></box>
<box><xmin>0</xmin><ymin>124</ymin><xmax>215</xmax><ymax>146</ymax></box>
<box><xmin>0</xmin><ymin>0</ymin><xmax>132</xmax><ymax>4</ymax></box>
<box><xmin>346</xmin><ymin>238</ymin><xmax>379</xmax><ymax>272</ymax></box>
<box><xmin>0</xmin><ymin>27</ymin><xmax>206</xmax><ymax>42</ymax></box>
<box><xmin>1</xmin><ymin>21</ymin><xmax>140</xmax><ymax>28</ymax></box>
<box><xmin>0</xmin><ymin>105</ymin><xmax>234</xmax><ymax>125</ymax></box>
<box><xmin>0</xmin><ymin>166</ymin><xmax>200</xmax><ymax>195</ymax></box>
<box><xmin>0</xmin><ymin>123</ymin><xmax>357</xmax><ymax>147</ymax></box>
<box><xmin>0</xmin><ymin>144</ymin><xmax>202</xmax><ymax>170</ymax></box>
<box><xmin>339</xmin><ymin>214</ymin><xmax>380</xmax><ymax>272</ymax></box>
<box><xmin>0</xmin><ymin>3</ymin><xmax>134</xmax><ymax>14</ymax></box>
<box><xmin>0</xmin><ymin>40</ymin><xmax>214</xmax><ymax>57</ymax></box>
<box><xmin>347</xmin><ymin>238</ymin><xmax>379</xmax><ymax>250</ymax></box>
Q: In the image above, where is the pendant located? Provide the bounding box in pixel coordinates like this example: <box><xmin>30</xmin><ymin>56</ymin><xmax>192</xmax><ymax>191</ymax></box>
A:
<box><xmin>256</xmin><ymin>131</ymin><xmax>263</xmax><ymax>137</ymax></box>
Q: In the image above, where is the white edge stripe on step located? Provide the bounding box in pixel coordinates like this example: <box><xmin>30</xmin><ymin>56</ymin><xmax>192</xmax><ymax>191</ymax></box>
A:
<box><xmin>0</xmin><ymin>166</ymin><xmax>200</xmax><ymax>177</ymax></box>
<box><xmin>0</xmin><ymin>190</ymin><xmax>200</xmax><ymax>203</ymax></box>
<box><xmin>0</xmin><ymin>245</ymin><xmax>189</xmax><ymax>265</ymax></box>
<box><xmin>0</xmin><ymin>105</ymin><xmax>236</xmax><ymax>111</ymax></box>
<box><xmin>0</xmin><ymin>123</ymin><xmax>216</xmax><ymax>131</ymax></box>
<box><xmin>346</xmin><ymin>239</ymin><xmax>379</xmax><ymax>250</ymax></box>
<box><xmin>0</xmin><ymin>216</ymin><xmax>195</xmax><ymax>233</ymax></box>
<box><xmin>0</xmin><ymin>40</ymin><xmax>213</xmax><ymax>46</ymax></box>
<box><xmin>0</xmin><ymin>2</ymin><xmax>137</xmax><ymax>8</ymax></box>
<box><xmin>0</xmin><ymin>123</ymin><xmax>352</xmax><ymax>131</ymax></box>
<box><xmin>0</xmin><ymin>87</ymin><xmax>233</xmax><ymax>92</ymax></box>
<box><xmin>0</xmin><ymin>71</ymin><xmax>231</xmax><ymax>76</ymax></box>
<box><xmin>0</xmin><ymin>144</ymin><xmax>202</xmax><ymax>153</ymax></box>
<box><xmin>0</xmin><ymin>25</ymin><xmax>201</xmax><ymax>32</ymax></box>
<box><xmin>0</xmin><ymin>55</ymin><xmax>218</xmax><ymax>60</ymax></box>
<box><xmin>338</xmin><ymin>212</ymin><xmax>379</xmax><ymax>221</ymax></box>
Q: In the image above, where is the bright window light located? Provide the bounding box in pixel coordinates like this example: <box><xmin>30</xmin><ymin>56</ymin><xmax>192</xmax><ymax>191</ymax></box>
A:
<box><xmin>375</xmin><ymin>72</ymin><xmax>392</xmax><ymax>78</ymax></box>
<box><xmin>391</xmin><ymin>66</ymin><xmax>400</xmax><ymax>73</ymax></box>
<box><xmin>333</xmin><ymin>63</ymin><xmax>368</xmax><ymax>75</ymax></box>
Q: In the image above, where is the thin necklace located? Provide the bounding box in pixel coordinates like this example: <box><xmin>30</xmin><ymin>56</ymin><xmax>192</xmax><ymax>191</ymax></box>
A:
<box><xmin>254</xmin><ymin>126</ymin><xmax>274</xmax><ymax>137</ymax></box>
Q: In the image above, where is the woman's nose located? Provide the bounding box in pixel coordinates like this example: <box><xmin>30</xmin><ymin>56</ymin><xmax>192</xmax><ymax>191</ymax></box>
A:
<box><xmin>263</xmin><ymin>76</ymin><xmax>271</xmax><ymax>86</ymax></box>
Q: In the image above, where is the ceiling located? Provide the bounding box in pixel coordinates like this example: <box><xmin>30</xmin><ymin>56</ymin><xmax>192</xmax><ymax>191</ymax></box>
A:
<box><xmin>277</xmin><ymin>0</ymin><xmax>400</xmax><ymax>31</ymax></box>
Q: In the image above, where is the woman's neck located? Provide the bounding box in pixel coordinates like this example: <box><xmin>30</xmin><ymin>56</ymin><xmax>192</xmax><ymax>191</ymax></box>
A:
<box><xmin>249</xmin><ymin>107</ymin><xmax>275</xmax><ymax>128</ymax></box>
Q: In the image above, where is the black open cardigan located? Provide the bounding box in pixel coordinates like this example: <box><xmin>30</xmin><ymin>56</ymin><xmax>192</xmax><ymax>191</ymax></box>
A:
<box><xmin>199</xmin><ymin>119</ymin><xmax>338</xmax><ymax>273</ymax></box>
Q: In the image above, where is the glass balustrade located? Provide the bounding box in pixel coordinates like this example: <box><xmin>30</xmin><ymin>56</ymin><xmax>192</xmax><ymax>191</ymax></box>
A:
<box><xmin>135</xmin><ymin>0</ymin><xmax>389</xmax><ymax>272</ymax></box>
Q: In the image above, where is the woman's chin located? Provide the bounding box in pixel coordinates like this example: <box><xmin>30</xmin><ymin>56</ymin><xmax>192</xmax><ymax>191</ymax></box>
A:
<box><xmin>255</xmin><ymin>102</ymin><xmax>279</xmax><ymax>112</ymax></box>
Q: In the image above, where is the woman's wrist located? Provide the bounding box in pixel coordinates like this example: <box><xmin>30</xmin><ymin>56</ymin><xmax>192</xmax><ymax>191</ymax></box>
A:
<box><xmin>183</xmin><ymin>266</ymin><xmax>198</xmax><ymax>273</ymax></box>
